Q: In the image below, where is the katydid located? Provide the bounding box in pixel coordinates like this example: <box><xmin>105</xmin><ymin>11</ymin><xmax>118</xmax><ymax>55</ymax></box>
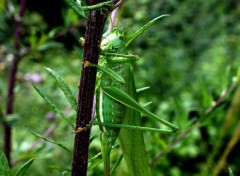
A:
<box><xmin>84</xmin><ymin>15</ymin><xmax>178</xmax><ymax>175</ymax></box>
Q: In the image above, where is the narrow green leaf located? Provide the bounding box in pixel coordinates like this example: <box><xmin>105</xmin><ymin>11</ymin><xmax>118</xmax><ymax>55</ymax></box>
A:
<box><xmin>142</xmin><ymin>101</ymin><xmax>152</xmax><ymax>108</ymax></box>
<box><xmin>229</xmin><ymin>167</ymin><xmax>235</xmax><ymax>176</ymax></box>
<box><xmin>44</xmin><ymin>67</ymin><xmax>77</xmax><ymax>112</ymax></box>
<box><xmin>88</xmin><ymin>152</ymin><xmax>102</xmax><ymax>163</ymax></box>
<box><xmin>61</xmin><ymin>171</ymin><xmax>70</xmax><ymax>176</ymax></box>
<box><xmin>15</xmin><ymin>159</ymin><xmax>35</xmax><ymax>176</ymax></box>
<box><xmin>31</xmin><ymin>132</ymin><xmax>71</xmax><ymax>153</ymax></box>
<box><xmin>32</xmin><ymin>84</ymin><xmax>74</xmax><ymax>129</ymax></box>
<box><xmin>94</xmin><ymin>65</ymin><xmax>125</xmax><ymax>83</ymax></box>
<box><xmin>88</xmin><ymin>159</ymin><xmax>102</xmax><ymax>171</ymax></box>
<box><xmin>136</xmin><ymin>86</ymin><xmax>150</xmax><ymax>93</ymax></box>
<box><xmin>87</xmin><ymin>152</ymin><xmax>103</xmax><ymax>171</ymax></box>
<box><xmin>63</xmin><ymin>0</ymin><xmax>87</xmax><ymax>18</ymax></box>
<box><xmin>49</xmin><ymin>165</ymin><xmax>71</xmax><ymax>172</ymax></box>
<box><xmin>90</xmin><ymin>133</ymin><xmax>99</xmax><ymax>144</ymax></box>
<box><xmin>102</xmin><ymin>86</ymin><xmax>178</xmax><ymax>131</ymax></box>
<box><xmin>110</xmin><ymin>155</ymin><xmax>123</xmax><ymax>175</ymax></box>
<box><xmin>124</xmin><ymin>15</ymin><xmax>169</xmax><ymax>47</ymax></box>
<box><xmin>0</xmin><ymin>151</ymin><xmax>10</xmax><ymax>176</ymax></box>
<box><xmin>37</xmin><ymin>42</ymin><xmax>63</xmax><ymax>51</ymax></box>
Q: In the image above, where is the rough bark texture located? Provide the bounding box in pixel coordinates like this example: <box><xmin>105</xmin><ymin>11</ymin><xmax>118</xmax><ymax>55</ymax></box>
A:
<box><xmin>71</xmin><ymin>0</ymin><xmax>116</xmax><ymax>175</ymax></box>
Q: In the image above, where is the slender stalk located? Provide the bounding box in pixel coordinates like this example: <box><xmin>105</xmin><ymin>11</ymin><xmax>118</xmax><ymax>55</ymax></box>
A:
<box><xmin>4</xmin><ymin>0</ymin><xmax>27</xmax><ymax>164</ymax></box>
<box><xmin>71</xmin><ymin>1</ymin><xmax>118</xmax><ymax>175</ymax></box>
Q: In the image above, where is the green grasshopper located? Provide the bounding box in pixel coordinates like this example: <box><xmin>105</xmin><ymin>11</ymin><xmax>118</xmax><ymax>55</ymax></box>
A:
<box><xmin>82</xmin><ymin>15</ymin><xmax>178</xmax><ymax>176</ymax></box>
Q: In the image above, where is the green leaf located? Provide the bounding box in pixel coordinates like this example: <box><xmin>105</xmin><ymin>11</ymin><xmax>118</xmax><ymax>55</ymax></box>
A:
<box><xmin>0</xmin><ymin>150</ymin><xmax>10</xmax><ymax>176</ymax></box>
<box><xmin>88</xmin><ymin>152</ymin><xmax>102</xmax><ymax>163</ymax></box>
<box><xmin>37</xmin><ymin>42</ymin><xmax>63</xmax><ymax>51</ymax></box>
<box><xmin>32</xmin><ymin>84</ymin><xmax>75</xmax><ymax>129</ymax></box>
<box><xmin>31</xmin><ymin>132</ymin><xmax>71</xmax><ymax>153</ymax></box>
<box><xmin>49</xmin><ymin>165</ymin><xmax>71</xmax><ymax>172</ymax></box>
<box><xmin>89</xmin><ymin>133</ymin><xmax>99</xmax><ymax>144</ymax></box>
<box><xmin>63</xmin><ymin>0</ymin><xmax>87</xmax><ymax>18</ymax></box>
<box><xmin>15</xmin><ymin>158</ymin><xmax>34</xmax><ymax>176</ymax></box>
<box><xmin>142</xmin><ymin>101</ymin><xmax>152</xmax><ymax>108</ymax></box>
<box><xmin>110</xmin><ymin>155</ymin><xmax>123</xmax><ymax>175</ymax></box>
<box><xmin>47</xmin><ymin>27</ymin><xmax>64</xmax><ymax>38</ymax></box>
<box><xmin>44</xmin><ymin>67</ymin><xmax>78</xmax><ymax>112</ymax></box>
<box><xmin>136</xmin><ymin>86</ymin><xmax>150</xmax><ymax>93</ymax></box>
<box><xmin>61</xmin><ymin>171</ymin><xmax>70</xmax><ymax>176</ymax></box>
<box><xmin>88</xmin><ymin>159</ymin><xmax>102</xmax><ymax>171</ymax></box>
<box><xmin>124</xmin><ymin>15</ymin><xmax>169</xmax><ymax>47</ymax></box>
<box><xmin>229</xmin><ymin>167</ymin><xmax>235</xmax><ymax>176</ymax></box>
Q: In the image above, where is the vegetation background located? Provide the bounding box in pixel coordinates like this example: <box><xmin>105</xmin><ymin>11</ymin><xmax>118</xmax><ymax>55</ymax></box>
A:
<box><xmin>0</xmin><ymin>0</ymin><xmax>240</xmax><ymax>175</ymax></box>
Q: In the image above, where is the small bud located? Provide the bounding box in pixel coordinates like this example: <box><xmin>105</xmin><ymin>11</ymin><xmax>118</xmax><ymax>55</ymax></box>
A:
<box><xmin>79</xmin><ymin>37</ymin><xmax>85</xmax><ymax>47</ymax></box>
<box><xmin>84</xmin><ymin>61</ymin><xmax>91</xmax><ymax>67</ymax></box>
<box><xmin>75</xmin><ymin>127</ymin><xmax>84</xmax><ymax>133</ymax></box>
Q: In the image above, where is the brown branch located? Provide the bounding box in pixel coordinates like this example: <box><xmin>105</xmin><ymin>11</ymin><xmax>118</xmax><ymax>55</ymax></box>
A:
<box><xmin>71</xmin><ymin>1</ymin><xmax>118</xmax><ymax>175</ymax></box>
<box><xmin>4</xmin><ymin>0</ymin><xmax>27</xmax><ymax>164</ymax></box>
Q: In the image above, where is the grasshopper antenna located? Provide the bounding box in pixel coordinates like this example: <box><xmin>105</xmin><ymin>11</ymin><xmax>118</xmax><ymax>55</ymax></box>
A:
<box><xmin>108</xmin><ymin>7</ymin><xmax>119</xmax><ymax>31</ymax></box>
<box><xmin>108</xmin><ymin>0</ymin><xmax>126</xmax><ymax>32</ymax></box>
<box><xmin>116</xmin><ymin>1</ymin><xmax>125</xmax><ymax>28</ymax></box>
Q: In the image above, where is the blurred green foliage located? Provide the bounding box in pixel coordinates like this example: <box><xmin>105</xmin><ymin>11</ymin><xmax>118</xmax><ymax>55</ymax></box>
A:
<box><xmin>0</xmin><ymin>0</ymin><xmax>240</xmax><ymax>175</ymax></box>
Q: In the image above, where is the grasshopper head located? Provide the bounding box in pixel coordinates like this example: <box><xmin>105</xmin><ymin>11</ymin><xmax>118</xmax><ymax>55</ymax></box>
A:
<box><xmin>101</xmin><ymin>28</ymin><xmax>124</xmax><ymax>51</ymax></box>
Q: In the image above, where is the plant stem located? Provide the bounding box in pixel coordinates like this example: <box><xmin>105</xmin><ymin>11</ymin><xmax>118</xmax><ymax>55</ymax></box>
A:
<box><xmin>4</xmin><ymin>0</ymin><xmax>26</xmax><ymax>164</ymax></box>
<box><xmin>71</xmin><ymin>1</ymin><xmax>117</xmax><ymax>175</ymax></box>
